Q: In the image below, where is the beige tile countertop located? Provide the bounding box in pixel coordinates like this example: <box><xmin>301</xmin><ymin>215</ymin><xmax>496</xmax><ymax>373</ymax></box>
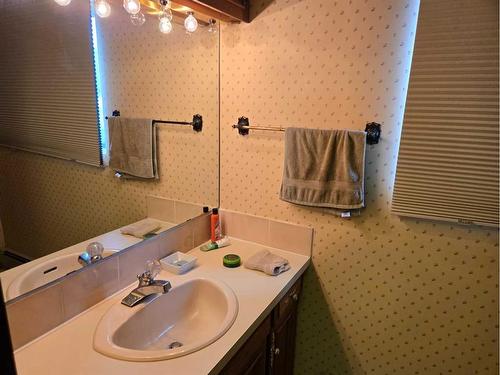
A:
<box><xmin>13</xmin><ymin>238</ymin><xmax>310</xmax><ymax>375</ymax></box>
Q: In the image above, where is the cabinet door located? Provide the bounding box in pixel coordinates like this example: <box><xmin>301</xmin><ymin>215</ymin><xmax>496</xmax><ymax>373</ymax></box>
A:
<box><xmin>270</xmin><ymin>307</ymin><xmax>298</xmax><ymax>375</ymax></box>
<box><xmin>220</xmin><ymin>276</ymin><xmax>303</xmax><ymax>375</ymax></box>
<box><xmin>272</xmin><ymin>278</ymin><xmax>301</xmax><ymax>328</ymax></box>
<box><xmin>270</xmin><ymin>278</ymin><xmax>302</xmax><ymax>375</ymax></box>
<box><xmin>219</xmin><ymin>315</ymin><xmax>271</xmax><ymax>375</ymax></box>
<box><xmin>244</xmin><ymin>348</ymin><xmax>267</xmax><ymax>375</ymax></box>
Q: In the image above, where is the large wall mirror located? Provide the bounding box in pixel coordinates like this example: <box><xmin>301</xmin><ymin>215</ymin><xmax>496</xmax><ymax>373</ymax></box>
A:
<box><xmin>0</xmin><ymin>0</ymin><xmax>219</xmax><ymax>301</ymax></box>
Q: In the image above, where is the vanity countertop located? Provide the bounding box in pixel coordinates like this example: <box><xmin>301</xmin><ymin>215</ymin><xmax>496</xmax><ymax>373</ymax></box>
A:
<box><xmin>1</xmin><ymin>218</ymin><xmax>175</xmax><ymax>300</ymax></box>
<box><xmin>13</xmin><ymin>238</ymin><xmax>310</xmax><ymax>375</ymax></box>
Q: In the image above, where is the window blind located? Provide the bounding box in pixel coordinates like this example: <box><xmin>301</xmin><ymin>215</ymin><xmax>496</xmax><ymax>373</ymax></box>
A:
<box><xmin>392</xmin><ymin>0</ymin><xmax>499</xmax><ymax>227</ymax></box>
<box><xmin>0</xmin><ymin>0</ymin><xmax>102</xmax><ymax>166</ymax></box>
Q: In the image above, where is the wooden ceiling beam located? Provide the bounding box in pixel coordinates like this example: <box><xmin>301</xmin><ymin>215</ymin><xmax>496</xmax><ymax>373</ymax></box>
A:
<box><xmin>139</xmin><ymin>0</ymin><xmax>249</xmax><ymax>23</ymax></box>
<box><xmin>173</xmin><ymin>0</ymin><xmax>248</xmax><ymax>23</ymax></box>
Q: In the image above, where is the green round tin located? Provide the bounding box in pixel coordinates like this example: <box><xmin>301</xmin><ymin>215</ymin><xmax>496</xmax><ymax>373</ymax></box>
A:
<box><xmin>223</xmin><ymin>254</ymin><xmax>241</xmax><ymax>268</ymax></box>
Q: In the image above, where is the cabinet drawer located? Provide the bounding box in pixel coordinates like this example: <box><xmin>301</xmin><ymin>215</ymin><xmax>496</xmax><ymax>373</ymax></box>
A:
<box><xmin>273</xmin><ymin>278</ymin><xmax>302</xmax><ymax>328</ymax></box>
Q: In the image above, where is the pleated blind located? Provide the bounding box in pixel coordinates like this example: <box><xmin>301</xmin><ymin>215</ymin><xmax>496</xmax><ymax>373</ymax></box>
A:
<box><xmin>0</xmin><ymin>0</ymin><xmax>102</xmax><ymax>166</ymax></box>
<box><xmin>392</xmin><ymin>0</ymin><xmax>499</xmax><ymax>227</ymax></box>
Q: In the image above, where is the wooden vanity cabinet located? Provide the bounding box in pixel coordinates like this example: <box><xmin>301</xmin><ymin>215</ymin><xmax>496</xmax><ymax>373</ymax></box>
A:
<box><xmin>220</xmin><ymin>277</ymin><xmax>302</xmax><ymax>375</ymax></box>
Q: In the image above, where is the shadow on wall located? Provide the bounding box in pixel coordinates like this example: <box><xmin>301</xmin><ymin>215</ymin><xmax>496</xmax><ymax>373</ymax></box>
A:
<box><xmin>294</xmin><ymin>266</ymin><xmax>357</xmax><ymax>374</ymax></box>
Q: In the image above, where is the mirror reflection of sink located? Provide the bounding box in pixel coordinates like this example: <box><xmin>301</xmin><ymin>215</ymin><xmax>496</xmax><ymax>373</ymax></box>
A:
<box><xmin>6</xmin><ymin>250</ymin><xmax>117</xmax><ymax>299</ymax></box>
<box><xmin>93</xmin><ymin>277</ymin><xmax>238</xmax><ymax>361</ymax></box>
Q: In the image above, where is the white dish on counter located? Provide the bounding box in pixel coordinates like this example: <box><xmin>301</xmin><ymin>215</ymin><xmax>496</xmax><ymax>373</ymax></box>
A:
<box><xmin>160</xmin><ymin>251</ymin><xmax>197</xmax><ymax>274</ymax></box>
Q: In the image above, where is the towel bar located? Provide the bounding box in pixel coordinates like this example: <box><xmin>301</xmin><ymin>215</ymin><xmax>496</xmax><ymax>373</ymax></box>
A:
<box><xmin>106</xmin><ymin>110</ymin><xmax>203</xmax><ymax>132</ymax></box>
<box><xmin>232</xmin><ymin>116</ymin><xmax>381</xmax><ymax>144</ymax></box>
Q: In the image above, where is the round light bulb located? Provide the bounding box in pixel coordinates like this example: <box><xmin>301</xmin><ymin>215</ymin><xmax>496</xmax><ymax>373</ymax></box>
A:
<box><xmin>95</xmin><ymin>0</ymin><xmax>111</xmax><ymax>18</ymax></box>
<box><xmin>184</xmin><ymin>12</ymin><xmax>198</xmax><ymax>33</ymax></box>
<box><xmin>54</xmin><ymin>0</ymin><xmax>71</xmax><ymax>6</ymax></box>
<box><xmin>123</xmin><ymin>0</ymin><xmax>140</xmax><ymax>15</ymax></box>
<box><xmin>130</xmin><ymin>12</ymin><xmax>146</xmax><ymax>26</ymax></box>
<box><xmin>159</xmin><ymin>16</ymin><xmax>173</xmax><ymax>34</ymax></box>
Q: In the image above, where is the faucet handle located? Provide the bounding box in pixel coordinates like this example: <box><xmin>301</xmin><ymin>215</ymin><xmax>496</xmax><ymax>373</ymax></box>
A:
<box><xmin>86</xmin><ymin>242</ymin><xmax>104</xmax><ymax>262</ymax></box>
<box><xmin>78</xmin><ymin>252</ymin><xmax>91</xmax><ymax>266</ymax></box>
<box><xmin>78</xmin><ymin>242</ymin><xmax>104</xmax><ymax>266</ymax></box>
<box><xmin>137</xmin><ymin>260</ymin><xmax>161</xmax><ymax>286</ymax></box>
<box><xmin>145</xmin><ymin>260</ymin><xmax>161</xmax><ymax>279</ymax></box>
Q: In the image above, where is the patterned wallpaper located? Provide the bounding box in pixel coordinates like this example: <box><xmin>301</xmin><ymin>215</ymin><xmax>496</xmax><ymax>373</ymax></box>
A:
<box><xmin>0</xmin><ymin>11</ymin><xmax>219</xmax><ymax>259</ymax></box>
<box><xmin>220</xmin><ymin>0</ymin><xmax>498</xmax><ymax>374</ymax></box>
<box><xmin>0</xmin><ymin>1</ymin><xmax>497</xmax><ymax>373</ymax></box>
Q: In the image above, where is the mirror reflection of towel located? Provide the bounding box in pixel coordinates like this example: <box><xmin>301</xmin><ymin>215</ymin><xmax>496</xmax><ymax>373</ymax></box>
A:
<box><xmin>120</xmin><ymin>220</ymin><xmax>161</xmax><ymax>238</ymax></box>
<box><xmin>108</xmin><ymin>117</ymin><xmax>158</xmax><ymax>179</ymax></box>
<box><xmin>280</xmin><ymin>128</ymin><xmax>366</xmax><ymax>214</ymax></box>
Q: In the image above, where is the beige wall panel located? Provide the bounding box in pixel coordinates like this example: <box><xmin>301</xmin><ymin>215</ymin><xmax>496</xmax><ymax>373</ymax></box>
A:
<box><xmin>220</xmin><ymin>0</ymin><xmax>498</xmax><ymax>373</ymax></box>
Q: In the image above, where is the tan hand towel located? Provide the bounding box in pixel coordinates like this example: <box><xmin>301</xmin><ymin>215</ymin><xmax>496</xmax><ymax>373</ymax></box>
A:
<box><xmin>244</xmin><ymin>250</ymin><xmax>290</xmax><ymax>276</ymax></box>
<box><xmin>120</xmin><ymin>220</ymin><xmax>161</xmax><ymax>238</ymax></box>
<box><xmin>280</xmin><ymin>127</ymin><xmax>366</xmax><ymax>211</ymax></box>
<box><xmin>108</xmin><ymin>117</ymin><xmax>158</xmax><ymax>179</ymax></box>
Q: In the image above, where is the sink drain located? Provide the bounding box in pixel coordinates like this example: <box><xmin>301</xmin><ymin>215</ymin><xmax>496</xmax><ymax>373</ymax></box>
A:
<box><xmin>168</xmin><ymin>341</ymin><xmax>183</xmax><ymax>349</ymax></box>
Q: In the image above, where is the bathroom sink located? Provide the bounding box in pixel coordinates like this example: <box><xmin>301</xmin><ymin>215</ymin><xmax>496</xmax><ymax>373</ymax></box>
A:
<box><xmin>6</xmin><ymin>250</ymin><xmax>117</xmax><ymax>299</ymax></box>
<box><xmin>93</xmin><ymin>277</ymin><xmax>238</xmax><ymax>361</ymax></box>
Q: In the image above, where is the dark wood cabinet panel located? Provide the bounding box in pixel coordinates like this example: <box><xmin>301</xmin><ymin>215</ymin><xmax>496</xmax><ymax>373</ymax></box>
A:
<box><xmin>219</xmin><ymin>315</ymin><xmax>271</xmax><ymax>375</ymax></box>
<box><xmin>219</xmin><ymin>277</ymin><xmax>303</xmax><ymax>375</ymax></box>
<box><xmin>270</xmin><ymin>307</ymin><xmax>298</xmax><ymax>375</ymax></box>
<box><xmin>273</xmin><ymin>278</ymin><xmax>302</xmax><ymax>329</ymax></box>
<box><xmin>244</xmin><ymin>348</ymin><xmax>267</xmax><ymax>375</ymax></box>
<box><xmin>270</xmin><ymin>278</ymin><xmax>301</xmax><ymax>375</ymax></box>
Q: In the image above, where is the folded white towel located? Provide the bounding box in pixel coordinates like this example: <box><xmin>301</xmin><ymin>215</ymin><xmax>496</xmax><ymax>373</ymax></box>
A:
<box><xmin>244</xmin><ymin>250</ymin><xmax>290</xmax><ymax>276</ymax></box>
<box><xmin>120</xmin><ymin>220</ymin><xmax>161</xmax><ymax>238</ymax></box>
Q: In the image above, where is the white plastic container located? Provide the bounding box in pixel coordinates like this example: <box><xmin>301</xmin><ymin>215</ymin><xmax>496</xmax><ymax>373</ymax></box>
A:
<box><xmin>160</xmin><ymin>251</ymin><xmax>197</xmax><ymax>275</ymax></box>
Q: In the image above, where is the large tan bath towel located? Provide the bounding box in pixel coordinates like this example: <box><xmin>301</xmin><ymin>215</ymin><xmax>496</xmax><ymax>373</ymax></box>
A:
<box><xmin>280</xmin><ymin>128</ymin><xmax>366</xmax><ymax>211</ymax></box>
<box><xmin>108</xmin><ymin>117</ymin><xmax>158</xmax><ymax>179</ymax></box>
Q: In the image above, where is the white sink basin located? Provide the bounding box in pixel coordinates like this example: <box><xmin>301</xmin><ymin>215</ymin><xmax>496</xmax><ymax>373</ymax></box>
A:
<box><xmin>6</xmin><ymin>250</ymin><xmax>116</xmax><ymax>299</ymax></box>
<box><xmin>93</xmin><ymin>277</ymin><xmax>238</xmax><ymax>361</ymax></box>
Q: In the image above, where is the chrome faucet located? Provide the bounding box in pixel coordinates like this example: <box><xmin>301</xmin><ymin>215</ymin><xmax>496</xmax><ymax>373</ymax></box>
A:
<box><xmin>78</xmin><ymin>242</ymin><xmax>104</xmax><ymax>266</ymax></box>
<box><xmin>121</xmin><ymin>261</ymin><xmax>171</xmax><ymax>307</ymax></box>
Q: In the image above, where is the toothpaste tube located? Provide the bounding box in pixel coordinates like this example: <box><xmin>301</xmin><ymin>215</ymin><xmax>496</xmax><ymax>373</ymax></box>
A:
<box><xmin>200</xmin><ymin>236</ymin><xmax>231</xmax><ymax>251</ymax></box>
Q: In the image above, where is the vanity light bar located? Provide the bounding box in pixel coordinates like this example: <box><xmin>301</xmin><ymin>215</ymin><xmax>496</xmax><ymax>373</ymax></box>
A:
<box><xmin>55</xmin><ymin>0</ymin><xmax>215</xmax><ymax>33</ymax></box>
